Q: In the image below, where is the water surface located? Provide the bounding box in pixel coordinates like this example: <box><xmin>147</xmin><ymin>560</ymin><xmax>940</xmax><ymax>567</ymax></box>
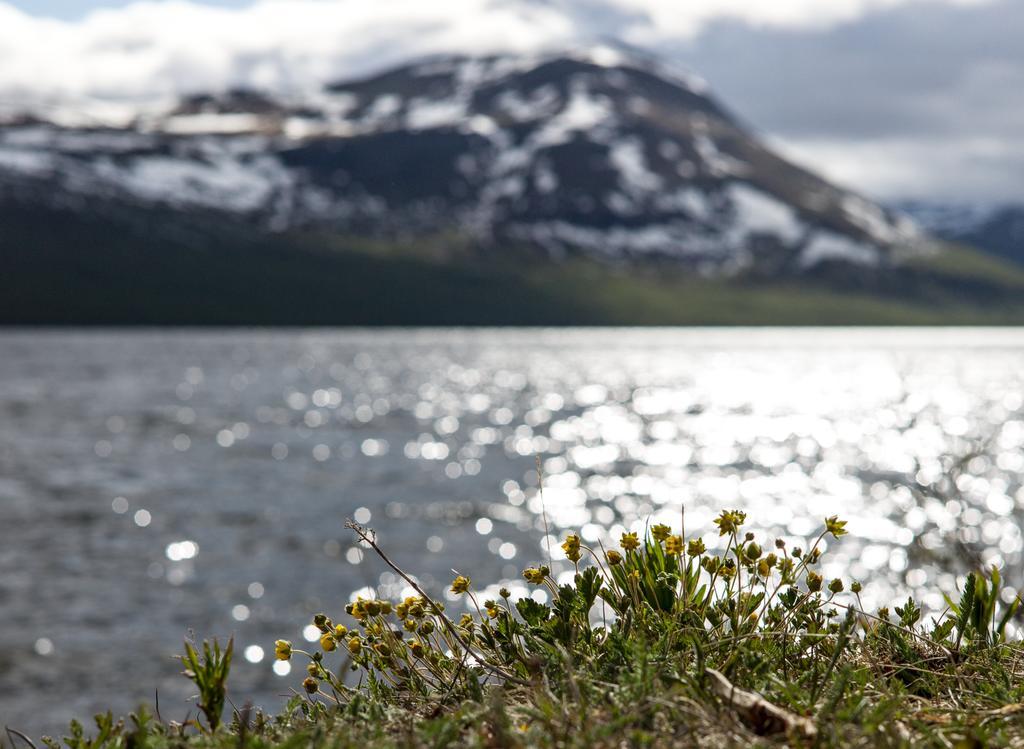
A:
<box><xmin>2</xmin><ymin>328</ymin><xmax>1023</xmax><ymax>736</ymax></box>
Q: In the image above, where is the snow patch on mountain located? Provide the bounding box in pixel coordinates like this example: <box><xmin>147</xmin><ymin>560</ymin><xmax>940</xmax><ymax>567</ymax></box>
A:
<box><xmin>727</xmin><ymin>185</ymin><xmax>804</xmax><ymax>244</ymax></box>
<box><xmin>800</xmin><ymin>232</ymin><xmax>880</xmax><ymax>268</ymax></box>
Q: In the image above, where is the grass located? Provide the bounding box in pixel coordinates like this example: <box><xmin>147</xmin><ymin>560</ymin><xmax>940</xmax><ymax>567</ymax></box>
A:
<box><xmin>13</xmin><ymin>511</ymin><xmax>1024</xmax><ymax>748</ymax></box>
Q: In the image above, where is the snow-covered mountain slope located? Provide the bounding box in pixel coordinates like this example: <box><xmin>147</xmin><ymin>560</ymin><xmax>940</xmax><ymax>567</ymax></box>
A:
<box><xmin>0</xmin><ymin>47</ymin><xmax>922</xmax><ymax>275</ymax></box>
<box><xmin>894</xmin><ymin>200</ymin><xmax>1024</xmax><ymax>266</ymax></box>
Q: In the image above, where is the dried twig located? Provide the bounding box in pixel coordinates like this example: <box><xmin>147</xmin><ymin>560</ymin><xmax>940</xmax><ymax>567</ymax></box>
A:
<box><xmin>705</xmin><ymin>668</ymin><xmax>817</xmax><ymax>740</ymax></box>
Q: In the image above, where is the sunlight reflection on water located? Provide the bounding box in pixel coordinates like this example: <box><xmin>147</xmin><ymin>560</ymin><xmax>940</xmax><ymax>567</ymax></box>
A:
<box><xmin>1</xmin><ymin>327</ymin><xmax>1023</xmax><ymax>735</ymax></box>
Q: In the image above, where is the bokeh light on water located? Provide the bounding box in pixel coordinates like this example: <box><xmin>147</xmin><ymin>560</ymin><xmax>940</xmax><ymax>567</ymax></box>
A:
<box><xmin>1</xmin><ymin>328</ymin><xmax>1023</xmax><ymax>734</ymax></box>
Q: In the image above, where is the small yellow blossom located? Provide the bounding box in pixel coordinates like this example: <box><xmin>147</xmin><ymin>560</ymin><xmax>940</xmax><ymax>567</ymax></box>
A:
<box><xmin>484</xmin><ymin>600</ymin><xmax>501</xmax><ymax>618</ymax></box>
<box><xmin>606</xmin><ymin>550</ymin><xmax>623</xmax><ymax>566</ymax></box>
<box><xmin>825</xmin><ymin>516</ymin><xmax>848</xmax><ymax>539</ymax></box>
<box><xmin>320</xmin><ymin>633</ymin><xmax>337</xmax><ymax>652</ymax></box>
<box><xmin>620</xmin><ymin>532</ymin><xmax>640</xmax><ymax>552</ymax></box>
<box><xmin>302</xmin><ymin>676</ymin><xmax>318</xmax><ymax>694</ymax></box>
<box><xmin>347</xmin><ymin>636</ymin><xmax>362</xmax><ymax>655</ymax></box>
<box><xmin>687</xmin><ymin>539</ymin><xmax>706</xmax><ymax>557</ymax></box>
<box><xmin>651</xmin><ymin>524</ymin><xmax>671</xmax><ymax>542</ymax></box>
<box><xmin>665</xmin><ymin>535</ymin><xmax>683</xmax><ymax>555</ymax></box>
<box><xmin>561</xmin><ymin>534</ymin><xmax>582</xmax><ymax>563</ymax></box>
<box><xmin>274</xmin><ymin>639</ymin><xmax>292</xmax><ymax>661</ymax></box>
<box><xmin>806</xmin><ymin>571</ymin><xmax>823</xmax><ymax>592</ymax></box>
<box><xmin>714</xmin><ymin>510</ymin><xmax>747</xmax><ymax>536</ymax></box>
<box><xmin>523</xmin><ymin>567</ymin><xmax>546</xmax><ymax>584</ymax></box>
<box><xmin>409</xmin><ymin>640</ymin><xmax>425</xmax><ymax>658</ymax></box>
<box><xmin>333</xmin><ymin>624</ymin><xmax>348</xmax><ymax>638</ymax></box>
<box><xmin>450</xmin><ymin>575</ymin><xmax>471</xmax><ymax>595</ymax></box>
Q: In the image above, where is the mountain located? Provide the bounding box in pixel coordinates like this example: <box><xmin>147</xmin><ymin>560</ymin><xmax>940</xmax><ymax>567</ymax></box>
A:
<box><xmin>894</xmin><ymin>200</ymin><xmax>1024</xmax><ymax>267</ymax></box>
<box><xmin>1</xmin><ymin>46</ymin><xmax>1022</xmax><ymax>325</ymax></box>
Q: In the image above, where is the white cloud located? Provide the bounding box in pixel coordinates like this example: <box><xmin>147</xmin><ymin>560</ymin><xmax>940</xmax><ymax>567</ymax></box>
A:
<box><xmin>771</xmin><ymin>135</ymin><xmax>1024</xmax><ymax>201</ymax></box>
<box><xmin>604</xmin><ymin>0</ymin><xmax>993</xmax><ymax>41</ymax></box>
<box><xmin>0</xmin><ymin>0</ymin><xmax>575</xmax><ymax>107</ymax></box>
<box><xmin>0</xmin><ymin>0</ymin><xmax>995</xmax><ymax>104</ymax></box>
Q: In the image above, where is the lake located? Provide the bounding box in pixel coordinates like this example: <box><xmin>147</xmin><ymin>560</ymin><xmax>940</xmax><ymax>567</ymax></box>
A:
<box><xmin>2</xmin><ymin>328</ymin><xmax>1024</xmax><ymax>736</ymax></box>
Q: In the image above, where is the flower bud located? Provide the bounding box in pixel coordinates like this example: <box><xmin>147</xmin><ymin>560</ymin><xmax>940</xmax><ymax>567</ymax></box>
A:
<box><xmin>274</xmin><ymin>640</ymin><xmax>292</xmax><ymax>661</ymax></box>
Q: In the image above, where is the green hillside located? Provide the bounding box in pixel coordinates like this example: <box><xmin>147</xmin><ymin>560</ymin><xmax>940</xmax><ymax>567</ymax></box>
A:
<box><xmin>3</xmin><ymin>199</ymin><xmax>1024</xmax><ymax>325</ymax></box>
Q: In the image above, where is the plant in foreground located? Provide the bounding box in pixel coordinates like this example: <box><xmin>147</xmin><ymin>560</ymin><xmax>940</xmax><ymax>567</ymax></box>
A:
<box><xmin>28</xmin><ymin>511</ymin><xmax>1024</xmax><ymax>748</ymax></box>
<box><xmin>261</xmin><ymin>511</ymin><xmax>1024</xmax><ymax>745</ymax></box>
<box><xmin>180</xmin><ymin>635</ymin><xmax>233</xmax><ymax>732</ymax></box>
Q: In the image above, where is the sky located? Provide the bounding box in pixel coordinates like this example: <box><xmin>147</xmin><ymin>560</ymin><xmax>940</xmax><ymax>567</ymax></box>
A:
<box><xmin>0</xmin><ymin>0</ymin><xmax>1020</xmax><ymax>203</ymax></box>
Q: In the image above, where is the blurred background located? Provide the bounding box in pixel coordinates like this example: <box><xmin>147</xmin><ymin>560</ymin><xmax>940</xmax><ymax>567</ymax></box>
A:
<box><xmin>2</xmin><ymin>0</ymin><xmax>1024</xmax><ymax>738</ymax></box>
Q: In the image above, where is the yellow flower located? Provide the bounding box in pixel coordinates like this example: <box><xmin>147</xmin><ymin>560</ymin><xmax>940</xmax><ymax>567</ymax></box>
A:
<box><xmin>302</xmin><ymin>677</ymin><xmax>318</xmax><ymax>694</ymax></box>
<box><xmin>459</xmin><ymin>613</ymin><xmax>474</xmax><ymax>629</ymax></box>
<box><xmin>523</xmin><ymin>567</ymin><xmax>547</xmax><ymax>584</ymax></box>
<box><xmin>620</xmin><ymin>532</ymin><xmax>640</xmax><ymax>551</ymax></box>
<box><xmin>274</xmin><ymin>639</ymin><xmax>292</xmax><ymax>661</ymax></box>
<box><xmin>687</xmin><ymin>539</ymin><xmax>705</xmax><ymax>557</ymax></box>
<box><xmin>651</xmin><ymin>524</ymin><xmax>671</xmax><ymax>542</ymax></box>
<box><xmin>561</xmin><ymin>534</ymin><xmax>582</xmax><ymax>563</ymax></box>
<box><xmin>606</xmin><ymin>550</ymin><xmax>623</xmax><ymax>566</ymax></box>
<box><xmin>806</xmin><ymin>571</ymin><xmax>823</xmax><ymax>592</ymax></box>
<box><xmin>825</xmin><ymin>516</ymin><xmax>848</xmax><ymax>539</ymax></box>
<box><xmin>409</xmin><ymin>640</ymin><xmax>425</xmax><ymax>658</ymax></box>
<box><xmin>828</xmin><ymin>578</ymin><xmax>844</xmax><ymax>594</ymax></box>
<box><xmin>306</xmin><ymin>662</ymin><xmax>319</xmax><ymax>677</ymax></box>
<box><xmin>347</xmin><ymin>636</ymin><xmax>362</xmax><ymax>655</ymax></box>
<box><xmin>349</xmin><ymin>599</ymin><xmax>368</xmax><ymax>621</ymax></box>
<box><xmin>450</xmin><ymin>575</ymin><xmax>471</xmax><ymax>595</ymax></box>
<box><xmin>714</xmin><ymin>510</ymin><xmax>747</xmax><ymax>536</ymax></box>
<box><xmin>665</xmin><ymin>535</ymin><xmax>683</xmax><ymax>555</ymax></box>
<box><xmin>320</xmin><ymin>633</ymin><xmax>337</xmax><ymax>652</ymax></box>
<box><xmin>484</xmin><ymin>600</ymin><xmax>501</xmax><ymax>618</ymax></box>
<box><xmin>333</xmin><ymin>624</ymin><xmax>348</xmax><ymax>638</ymax></box>
<box><xmin>417</xmin><ymin>620</ymin><xmax>435</xmax><ymax>635</ymax></box>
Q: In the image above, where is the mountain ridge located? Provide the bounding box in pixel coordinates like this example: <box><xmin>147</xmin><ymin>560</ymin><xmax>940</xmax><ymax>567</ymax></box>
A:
<box><xmin>3</xmin><ymin>46</ymin><xmax>1023</xmax><ymax>325</ymax></box>
<box><xmin>0</xmin><ymin>46</ymin><xmax>924</xmax><ymax>275</ymax></box>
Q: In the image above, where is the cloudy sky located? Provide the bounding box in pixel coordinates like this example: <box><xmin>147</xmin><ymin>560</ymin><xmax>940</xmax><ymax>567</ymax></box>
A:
<box><xmin>1</xmin><ymin>0</ymin><xmax>1020</xmax><ymax>203</ymax></box>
